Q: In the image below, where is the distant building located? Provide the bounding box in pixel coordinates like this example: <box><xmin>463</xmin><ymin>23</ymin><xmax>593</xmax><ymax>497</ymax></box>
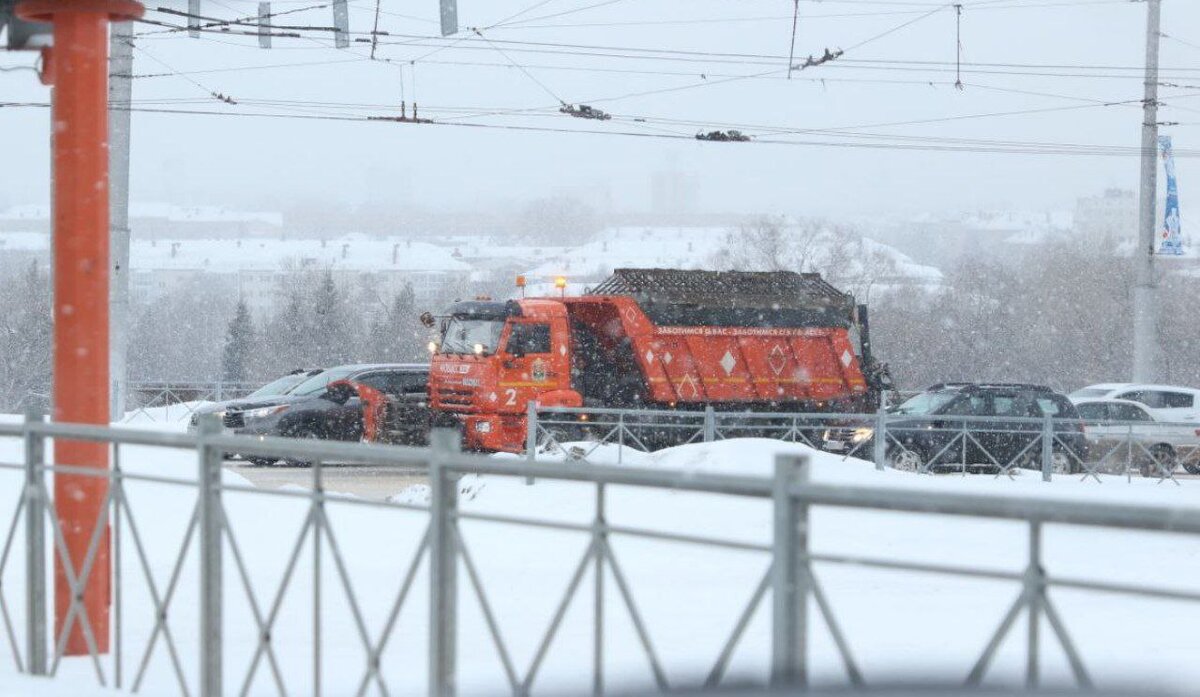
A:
<box><xmin>0</xmin><ymin>202</ymin><xmax>284</xmax><ymax>238</ymax></box>
<box><xmin>1073</xmin><ymin>188</ymin><xmax>1136</xmax><ymax>247</ymax></box>
<box><xmin>651</xmin><ymin>168</ymin><xmax>697</xmax><ymax>215</ymax></box>
<box><xmin>0</xmin><ymin>231</ymin><xmax>473</xmax><ymax>317</ymax></box>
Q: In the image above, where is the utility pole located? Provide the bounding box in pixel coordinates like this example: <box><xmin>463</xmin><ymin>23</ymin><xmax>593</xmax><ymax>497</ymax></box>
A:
<box><xmin>110</xmin><ymin>20</ymin><xmax>133</xmax><ymax>421</ymax></box>
<box><xmin>1132</xmin><ymin>0</ymin><xmax>1162</xmax><ymax>383</ymax></box>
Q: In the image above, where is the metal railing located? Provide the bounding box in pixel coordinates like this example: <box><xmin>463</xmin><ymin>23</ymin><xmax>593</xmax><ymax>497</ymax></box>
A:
<box><xmin>2</xmin><ymin>411</ymin><xmax>1200</xmax><ymax>695</ymax></box>
<box><xmin>124</xmin><ymin>381</ymin><xmax>259</xmax><ymax>423</ymax></box>
<box><xmin>529</xmin><ymin>403</ymin><xmax>1200</xmax><ymax>481</ymax></box>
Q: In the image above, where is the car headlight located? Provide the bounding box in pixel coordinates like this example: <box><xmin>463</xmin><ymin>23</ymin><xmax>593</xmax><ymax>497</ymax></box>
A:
<box><xmin>475</xmin><ymin>421</ymin><xmax>492</xmax><ymax>433</ymax></box>
<box><xmin>851</xmin><ymin>427</ymin><xmax>874</xmax><ymax>444</ymax></box>
<box><xmin>243</xmin><ymin>405</ymin><xmax>289</xmax><ymax>420</ymax></box>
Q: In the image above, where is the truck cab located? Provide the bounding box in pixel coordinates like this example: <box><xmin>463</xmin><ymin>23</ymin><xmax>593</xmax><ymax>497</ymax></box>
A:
<box><xmin>428</xmin><ymin>299</ymin><xmax>579</xmax><ymax>451</ymax></box>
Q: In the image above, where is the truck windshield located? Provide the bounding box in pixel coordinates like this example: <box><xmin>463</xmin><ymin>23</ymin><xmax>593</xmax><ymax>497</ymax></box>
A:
<box><xmin>894</xmin><ymin>391</ymin><xmax>958</xmax><ymax>415</ymax></box>
<box><xmin>440</xmin><ymin>318</ymin><xmax>505</xmax><ymax>355</ymax></box>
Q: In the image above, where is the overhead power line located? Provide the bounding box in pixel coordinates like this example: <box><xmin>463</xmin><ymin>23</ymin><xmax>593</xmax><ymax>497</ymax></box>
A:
<box><xmin>3</xmin><ymin>98</ymin><xmax>1191</xmax><ymax>158</ymax></box>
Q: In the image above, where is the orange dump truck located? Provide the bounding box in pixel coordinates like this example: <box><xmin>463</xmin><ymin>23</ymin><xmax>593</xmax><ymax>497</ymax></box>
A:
<box><xmin>426</xmin><ymin>268</ymin><xmax>889</xmax><ymax>452</ymax></box>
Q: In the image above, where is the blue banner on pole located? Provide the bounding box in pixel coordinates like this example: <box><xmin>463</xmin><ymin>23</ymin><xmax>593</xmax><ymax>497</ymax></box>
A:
<box><xmin>1158</xmin><ymin>135</ymin><xmax>1184</xmax><ymax>255</ymax></box>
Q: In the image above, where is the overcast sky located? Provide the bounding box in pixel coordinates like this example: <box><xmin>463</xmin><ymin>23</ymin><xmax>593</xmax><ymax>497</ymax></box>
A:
<box><xmin>1</xmin><ymin>0</ymin><xmax>1198</xmax><ymax>218</ymax></box>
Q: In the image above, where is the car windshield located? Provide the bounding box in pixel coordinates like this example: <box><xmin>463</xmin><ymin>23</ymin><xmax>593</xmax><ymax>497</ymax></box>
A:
<box><xmin>894</xmin><ymin>391</ymin><xmax>959</xmax><ymax>415</ymax></box>
<box><xmin>289</xmin><ymin>367</ymin><xmax>358</xmax><ymax>396</ymax></box>
<box><xmin>1070</xmin><ymin>387</ymin><xmax>1112</xmax><ymax>399</ymax></box>
<box><xmin>439</xmin><ymin>318</ymin><xmax>505</xmax><ymax>355</ymax></box>
<box><xmin>246</xmin><ymin>374</ymin><xmax>307</xmax><ymax>398</ymax></box>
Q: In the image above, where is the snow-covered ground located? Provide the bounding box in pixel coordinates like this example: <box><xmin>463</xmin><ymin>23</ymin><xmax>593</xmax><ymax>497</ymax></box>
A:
<box><xmin>0</xmin><ymin>431</ymin><xmax>1197</xmax><ymax>695</ymax></box>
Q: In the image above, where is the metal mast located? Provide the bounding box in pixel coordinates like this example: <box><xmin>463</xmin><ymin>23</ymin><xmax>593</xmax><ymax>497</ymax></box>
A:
<box><xmin>109</xmin><ymin>19</ymin><xmax>133</xmax><ymax>421</ymax></box>
<box><xmin>1132</xmin><ymin>0</ymin><xmax>1162</xmax><ymax>382</ymax></box>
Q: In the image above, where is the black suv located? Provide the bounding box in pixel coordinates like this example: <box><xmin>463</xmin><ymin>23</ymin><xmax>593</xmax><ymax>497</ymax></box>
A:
<box><xmin>828</xmin><ymin>383</ymin><xmax>1087</xmax><ymax>474</ymax></box>
<box><xmin>219</xmin><ymin>363</ymin><xmax>429</xmax><ymax>465</ymax></box>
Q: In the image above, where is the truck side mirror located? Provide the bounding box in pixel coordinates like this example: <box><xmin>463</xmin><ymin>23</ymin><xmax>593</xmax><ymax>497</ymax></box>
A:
<box><xmin>419</xmin><ymin>311</ymin><xmax>435</xmax><ymax>328</ymax></box>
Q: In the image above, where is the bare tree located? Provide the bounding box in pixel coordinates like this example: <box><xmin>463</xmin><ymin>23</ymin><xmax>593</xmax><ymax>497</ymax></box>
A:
<box><xmin>713</xmin><ymin>216</ymin><xmax>898</xmax><ymax>300</ymax></box>
<box><xmin>0</xmin><ymin>261</ymin><xmax>51</xmax><ymax>411</ymax></box>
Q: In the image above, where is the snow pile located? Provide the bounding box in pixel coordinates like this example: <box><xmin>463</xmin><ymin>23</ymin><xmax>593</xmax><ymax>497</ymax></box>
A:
<box><xmin>0</xmin><ymin>435</ymin><xmax>1196</xmax><ymax>694</ymax></box>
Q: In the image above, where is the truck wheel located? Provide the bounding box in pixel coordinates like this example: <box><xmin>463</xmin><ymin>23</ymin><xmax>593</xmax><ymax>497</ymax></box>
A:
<box><xmin>888</xmin><ymin>446</ymin><xmax>925</xmax><ymax>473</ymax></box>
<box><xmin>1142</xmin><ymin>445</ymin><xmax>1176</xmax><ymax>478</ymax></box>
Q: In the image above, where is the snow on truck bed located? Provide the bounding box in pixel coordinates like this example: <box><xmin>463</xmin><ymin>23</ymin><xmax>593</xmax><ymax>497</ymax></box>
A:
<box><xmin>0</xmin><ymin>431</ymin><xmax>1198</xmax><ymax>694</ymax></box>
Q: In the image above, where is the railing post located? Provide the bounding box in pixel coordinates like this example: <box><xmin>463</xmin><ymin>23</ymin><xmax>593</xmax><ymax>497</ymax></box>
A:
<box><xmin>526</xmin><ymin>400</ymin><xmax>538</xmax><ymax>461</ymax></box>
<box><xmin>429</xmin><ymin>428</ymin><xmax>461</xmax><ymax>697</ymax></box>
<box><xmin>1126</xmin><ymin>423</ymin><xmax>1134</xmax><ymax>482</ymax></box>
<box><xmin>23</xmin><ymin>407</ymin><xmax>46</xmax><ymax>676</ymax></box>
<box><xmin>873</xmin><ymin>395</ymin><xmax>888</xmax><ymax>472</ymax></box>
<box><xmin>617</xmin><ymin>413</ymin><xmax>625</xmax><ymax>465</ymax></box>
<box><xmin>703</xmin><ymin>406</ymin><xmax>716</xmax><ymax>443</ymax></box>
<box><xmin>593</xmin><ymin>483</ymin><xmax>606</xmax><ymax>696</ymax></box>
<box><xmin>197</xmin><ymin>415</ymin><xmax>223</xmax><ymax>697</ymax></box>
<box><xmin>771</xmin><ymin>453</ymin><xmax>809</xmax><ymax>688</ymax></box>
<box><xmin>1040</xmin><ymin>413</ymin><xmax>1054</xmax><ymax>482</ymax></box>
<box><xmin>215</xmin><ymin>380</ymin><xmax>224</xmax><ymax>402</ymax></box>
<box><xmin>1026</xmin><ymin>522</ymin><xmax>1043</xmax><ymax>689</ymax></box>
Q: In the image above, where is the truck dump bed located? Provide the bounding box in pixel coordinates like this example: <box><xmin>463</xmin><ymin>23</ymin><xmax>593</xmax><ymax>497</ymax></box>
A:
<box><xmin>568</xmin><ymin>268</ymin><xmax>869</xmax><ymax>407</ymax></box>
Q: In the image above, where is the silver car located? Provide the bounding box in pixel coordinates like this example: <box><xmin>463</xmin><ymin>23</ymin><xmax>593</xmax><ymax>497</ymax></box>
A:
<box><xmin>1072</xmin><ymin>398</ymin><xmax>1200</xmax><ymax>476</ymax></box>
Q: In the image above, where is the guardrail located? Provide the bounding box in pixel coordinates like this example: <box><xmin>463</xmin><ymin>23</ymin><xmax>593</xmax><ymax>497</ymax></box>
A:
<box><xmin>529</xmin><ymin>404</ymin><xmax>1200</xmax><ymax>482</ymax></box>
<box><xmin>124</xmin><ymin>381</ymin><xmax>259</xmax><ymax>422</ymax></box>
<box><xmin>2</xmin><ymin>410</ymin><xmax>1200</xmax><ymax>695</ymax></box>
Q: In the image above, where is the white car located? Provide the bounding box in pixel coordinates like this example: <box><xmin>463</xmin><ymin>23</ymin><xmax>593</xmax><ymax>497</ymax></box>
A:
<box><xmin>1072</xmin><ymin>398</ymin><xmax>1200</xmax><ymax>476</ymax></box>
<box><xmin>1070</xmin><ymin>383</ymin><xmax>1200</xmax><ymax>423</ymax></box>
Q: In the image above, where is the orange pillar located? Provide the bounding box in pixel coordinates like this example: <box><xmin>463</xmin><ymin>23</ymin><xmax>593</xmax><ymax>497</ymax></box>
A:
<box><xmin>16</xmin><ymin>0</ymin><xmax>143</xmax><ymax>657</ymax></box>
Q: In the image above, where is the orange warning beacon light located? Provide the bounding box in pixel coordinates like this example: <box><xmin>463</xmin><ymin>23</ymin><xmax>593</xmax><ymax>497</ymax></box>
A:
<box><xmin>515</xmin><ymin>274</ymin><xmax>526</xmax><ymax>297</ymax></box>
<box><xmin>555</xmin><ymin>275</ymin><xmax>567</xmax><ymax>297</ymax></box>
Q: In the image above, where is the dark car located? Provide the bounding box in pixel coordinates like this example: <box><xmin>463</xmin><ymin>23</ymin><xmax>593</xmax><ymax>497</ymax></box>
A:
<box><xmin>188</xmin><ymin>368</ymin><xmax>322</xmax><ymax>434</ymax></box>
<box><xmin>826</xmin><ymin>383</ymin><xmax>1087</xmax><ymax>474</ymax></box>
<box><xmin>218</xmin><ymin>363</ymin><xmax>430</xmax><ymax>465</ymax></box>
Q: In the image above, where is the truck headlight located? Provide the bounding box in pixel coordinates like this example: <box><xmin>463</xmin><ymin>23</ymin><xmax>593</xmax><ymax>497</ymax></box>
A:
<box><xmin>243</xmin><ymin>405</ymin><xmax>289</xmax><ymax>420</ymax></box>
<box><xmin>475</xmin><ymin>421</ymin><xmax>492</xmax><ymax>434</ymax></box>
<box><xmin>851</xmin><ymin>427</ymin><xmax>874</xmax><ymax>444</ymax></box>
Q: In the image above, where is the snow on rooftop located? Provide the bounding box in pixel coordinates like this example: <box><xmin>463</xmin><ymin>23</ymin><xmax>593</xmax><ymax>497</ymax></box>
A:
<box><xmin>0</xmin><ymin>202</ymin><xmax>282</xmax><ymax>226</ymax></box>
<box><xmin>522</xmin><ymin>225</ymin><xmax>943</xmax><ymax>287</ymax></box>
<box><xmin>0</xmin><ymin>232</ymin><xmax>472</xmax><ymax>272</ymax></box>
<box><xmin>0</xmin><ymin>231</ymin><xmax>47</xmax><ymax>250</ymax></box>
<box><xmin>130</xmin><ymin>202</ymin><xmax>283</xmax><ymax>226</ymax></box>
<box><xmin>131</xmin><ymin>235</ymin><xmax>472</xmax><ymax>273</ymax></box>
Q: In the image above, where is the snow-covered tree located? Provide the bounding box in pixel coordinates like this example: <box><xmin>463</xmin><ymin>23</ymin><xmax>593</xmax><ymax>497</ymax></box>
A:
<box><xmin>221</xmin><ymin>299</ymin><xmax>255</xmax><ymax>383</ymax></box>
<box><xmin>0</xmin><ymin>261</ymin><xmax>51</xmax><ymax>411</ymax></box>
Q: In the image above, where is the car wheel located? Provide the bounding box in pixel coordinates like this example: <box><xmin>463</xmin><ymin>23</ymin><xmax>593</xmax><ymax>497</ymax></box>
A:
<box><xmin>1050</xmin><ymin>449</ymin><xmax>1078</xmax><ymax>475</ymax></box>
<box><xmin>284</xmin><ymin>425</ymin><xmax>323</xmax><ymax>467</ymax></box>
<box><xmin>888</xmin><ymin>446</ymin><xmax>926</xmax><ymax>473</ymax></box>
<box><xmin>1142</xmin><ymin>444</ymin><xmax>1177</xmax><ymax>478</ymax></box>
